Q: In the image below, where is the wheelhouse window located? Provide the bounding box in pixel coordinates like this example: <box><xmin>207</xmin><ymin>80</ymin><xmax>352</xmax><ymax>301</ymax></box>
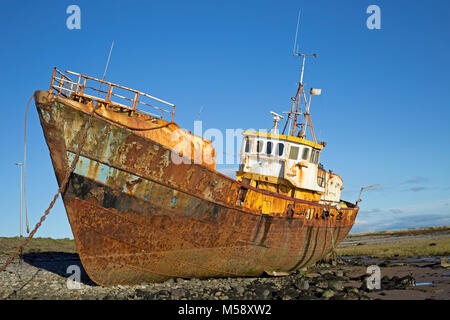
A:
<box><xmin>256</xmin><ymin>140</ymin><xmax>264</xmax><ymax>153</ymax></box>
<box><xmin>244</xmin><ymin>137</ymin><xmax>251</xmax><ymax>153</ymax></box>
<box><xmin>266</xmin><ymin>141</ymin><xmax>273</xmax><ymax>155</ymax></box>
<box><xmin>289</xmin><ymin>145</ymin><xmax>299</xmax><ymax>160</ymax></box>
<box><xmin>317</xmin><ymin>169</ymin><xmax>326</xmax><ymax>187</ymax></box>
<box><xmin>301</xmin><ymin>147</ymin><xmax>310</xmax><ymax>161</ymax></box>
<box><xmin>276</xmin><ymin>143</ymin><xmax>284</xmax><ymax>156</ymax></box>
<box><xmin>310</xmin><ymin>149</ymin><xmax>320</xmax><ymax>164</ymax></box>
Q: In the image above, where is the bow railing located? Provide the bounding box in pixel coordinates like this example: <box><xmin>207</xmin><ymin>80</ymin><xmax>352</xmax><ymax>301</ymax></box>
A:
<box><xmin>49</xmin><ymin>68</ymin><xmax>176</xmax><ymax>121</ymax></box>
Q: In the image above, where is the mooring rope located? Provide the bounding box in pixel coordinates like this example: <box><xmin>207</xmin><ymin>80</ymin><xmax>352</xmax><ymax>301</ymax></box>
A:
<box><xmin>0</xmin><ymin>98</ymin><xmax>101</xmax><ymax>273</ymax></box>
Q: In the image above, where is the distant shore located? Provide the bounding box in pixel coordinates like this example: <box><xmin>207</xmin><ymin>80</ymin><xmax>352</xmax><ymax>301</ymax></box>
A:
<box><xmin>337</xmin><ymin>225</ymin><xmax>450</xmax><ymax>258</ymax></box>
<box><xmin>348</xmin><ymin>226</ymin><xmax>450</xmax><ymax>238</ymax></box>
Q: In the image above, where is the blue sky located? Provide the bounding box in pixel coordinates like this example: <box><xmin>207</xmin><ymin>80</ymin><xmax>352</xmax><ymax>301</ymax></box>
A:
<box><xmin>0</xmin><ymin>0</ymin><xmax>449</xmax><ymax>238</ymax></box>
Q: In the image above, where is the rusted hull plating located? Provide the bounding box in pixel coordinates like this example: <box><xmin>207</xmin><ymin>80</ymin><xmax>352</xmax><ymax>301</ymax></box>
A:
<box><xmin>35</xmin><ymin>91</ymin><xmax>358</xmax><ymax>286</ymax></box>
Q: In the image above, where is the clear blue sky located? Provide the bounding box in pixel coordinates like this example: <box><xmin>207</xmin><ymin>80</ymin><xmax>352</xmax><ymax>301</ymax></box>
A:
<box><xmin>1</xmin><ymin>0</ymin><xmax>449</xmax><ymax>238</ymax></box>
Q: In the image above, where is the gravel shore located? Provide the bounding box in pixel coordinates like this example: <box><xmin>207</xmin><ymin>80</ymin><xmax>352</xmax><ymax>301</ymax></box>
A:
<box><xmin>1</xmin><ymin>252</ymin><xmax>449</xmax><ymax>300</ymax></box>
<box><xmin>1</xmin><ymin>228</ymin><xmax>449</xmax><ymax>300</ymax></box>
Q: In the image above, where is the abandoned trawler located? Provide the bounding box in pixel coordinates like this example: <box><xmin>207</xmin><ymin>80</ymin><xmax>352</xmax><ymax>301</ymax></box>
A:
<box><xmin>35</xmin><ymin>55</ymin><xmax>359</xmax><ymax>286</ymax></box>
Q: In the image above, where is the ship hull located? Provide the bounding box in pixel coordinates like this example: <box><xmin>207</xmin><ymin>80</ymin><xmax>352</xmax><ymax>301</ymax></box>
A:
<box><xmin>35</xmin><ymin>91</ymin><xmax>358</xmax><ymax>286</ymax></box>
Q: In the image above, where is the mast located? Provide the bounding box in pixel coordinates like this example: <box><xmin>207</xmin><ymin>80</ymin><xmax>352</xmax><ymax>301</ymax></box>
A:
<box><xmin>283</xmin><ymin>52</ymin><xmax>317</xmax><ymax>137</ymax></box>
<box><xmin>282</xmin><ymin>12</ymin><xmax>320</xmax><ymax>139</ymax></box>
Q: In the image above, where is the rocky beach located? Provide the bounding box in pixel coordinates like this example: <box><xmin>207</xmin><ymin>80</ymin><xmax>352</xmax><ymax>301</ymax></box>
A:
<box><xmin>1</xmin><ymin>227</ymin><xmax>449</xmax><ymax>300</ymax></box>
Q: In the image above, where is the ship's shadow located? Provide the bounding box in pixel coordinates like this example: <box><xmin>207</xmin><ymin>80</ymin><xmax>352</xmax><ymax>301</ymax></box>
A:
<box><xmin>22</xmin><ymin>252</ymin><xmax>96</xmax><ymax>286</ymax></box>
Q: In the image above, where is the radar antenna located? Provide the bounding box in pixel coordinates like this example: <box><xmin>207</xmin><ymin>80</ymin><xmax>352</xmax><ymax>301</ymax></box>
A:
<box><xmin>270</xmin><ymin>111</ymin><xmax>284</xmax><ymax>133</ymax></box>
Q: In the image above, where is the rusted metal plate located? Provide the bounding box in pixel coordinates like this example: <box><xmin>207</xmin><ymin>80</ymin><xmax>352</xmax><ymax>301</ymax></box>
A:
<box><xmin>35</xmin><ymin>90</ymin><xmax>358</xmax><ymax>286</ymax></box>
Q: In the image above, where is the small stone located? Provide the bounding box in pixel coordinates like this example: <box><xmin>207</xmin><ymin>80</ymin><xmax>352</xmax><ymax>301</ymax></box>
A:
<box><xmin>349</xmin><ymin>287</ymin><xmax>359</xmax><ymax>294</ymax></box>
<box><xmin>236</xmin><ymin>286</ymin><xmax>245</xmax><ymax>295</ymax></box>
<box><xmin>328</xmin><ymin>280</ymin><xmax>343</xmax><ymax>291</ymax></box>
<box><xmin>322</xmin><ymin>289</ymin><xmax>335</xmax><ymax>299</ymax></box>
<box><xmin>306</xmin><ymin>273</ymin><xmax>320</xmax><ymax>279</ymax></box>
<box><xmin>116</xmin><ymin>293</ymin><xmax>126</xmax><ymax>300</ymax></box>
<box><xmin>282</xmin><ymin>288</ymin><xmax>298</xmax><ymax>299</ymax></box>
<box><xmin>335</xmin><ymin>270</ymin><xmax>344</xmax><ymax>277</ymax></box>
<box><xmin>262</xmin><ymin>289</ymin><xmax>271</xmax><ymax>298</ymax></box>
<box><xmin>319</xmin><ymin>270</ymin><xmax>332</xmax><ymax>276</ymax></box>
<box><xmin>171</xmin><ymin>288</ymin><xmax>186</xmax><ymax>299</ymax></box>
<box><xmin>441</xmin><ymin>257</ymin><xmax>450</xmax><ymax>268</ymax></box>
<box><xmin>295</xmin><ymin>280</ymin><xmax>309</xmax><ymax>291</ymax></box>
<box><xmin>255</xmin><ymin>285</ymin><xmax>271</xmax><ymax>298</ymax></box>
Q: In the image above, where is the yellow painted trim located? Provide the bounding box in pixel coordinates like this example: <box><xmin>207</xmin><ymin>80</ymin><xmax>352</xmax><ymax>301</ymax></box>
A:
<box><xmin>243</xmin><ymin>131</ymin><xmax>324</xmax><ymax>150</ymax></box>
<box><xmin>236</xmin><ymin>171</ymin><xmax>323</xmax><ymax>202</ymax></box>
<box><xmin>237</xmin><ymin>171</ymin><xmax>287</xmax><ymax>186</ymax></box>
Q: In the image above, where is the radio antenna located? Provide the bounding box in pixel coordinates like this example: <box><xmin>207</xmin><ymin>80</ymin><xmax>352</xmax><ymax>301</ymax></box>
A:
<box><xmin>283</xmin><ymin>11</ymin><xmax>318</xmax><ymax>137</ymax></box>
<box><xmin>293</xmin><ymin>10</ymin><xmax>301</xmax><ymax>56</ymax></box>
<box><xmin>283</xmin><ymin>11</ymin><xmax>302</xmax><ymax>135</ymax></box>
<box><xmin>99</xmin><ymin>41</ymin><xmax>114</xmax><ymax>94</ymax></box>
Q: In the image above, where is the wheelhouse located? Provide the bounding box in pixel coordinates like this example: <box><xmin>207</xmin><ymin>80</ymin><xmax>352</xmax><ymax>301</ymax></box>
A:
<box><xmin>237</xmin><ymin>131</ymin><xmax>342</xmax><ymax>204</ymax></box>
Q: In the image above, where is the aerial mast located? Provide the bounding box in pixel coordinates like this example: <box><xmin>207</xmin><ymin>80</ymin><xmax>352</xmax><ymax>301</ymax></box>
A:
<box><xmin>291</xmin><ymin>52</ymin><xmax>316</xmax><ymax>137</ymax></box>
<box><xmin>282</xmin><ymin>11</ymin><xmax>317</xmax><ymax>137</ymax></box>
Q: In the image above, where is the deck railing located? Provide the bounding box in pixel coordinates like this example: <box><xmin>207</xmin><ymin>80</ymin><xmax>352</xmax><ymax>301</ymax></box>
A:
<box><xmin>49</xmin><ymin>68</ymin><xmax>176</xmax><ymax>121</ymax></box>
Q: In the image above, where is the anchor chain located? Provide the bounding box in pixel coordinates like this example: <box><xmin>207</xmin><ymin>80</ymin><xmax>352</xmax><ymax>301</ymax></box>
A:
<box><xmin>0</xmin><ymin>100</ymin><xmax>101</xmax><ymax>273</ymax></box>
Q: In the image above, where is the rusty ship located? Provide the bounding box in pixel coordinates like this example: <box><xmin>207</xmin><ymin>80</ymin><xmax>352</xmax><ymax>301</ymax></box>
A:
<box><xmin>35</xmin><ymin>57</ymin><xmax>359</xmax><ymax>286</ymax></box>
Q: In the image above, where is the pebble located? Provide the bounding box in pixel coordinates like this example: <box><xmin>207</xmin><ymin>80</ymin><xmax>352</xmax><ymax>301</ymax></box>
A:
<box><xmin>296</xmin><ymin>280</ymin><xmax>310</xmax><ymax>291</ymax></box>
<box><xmin>328</xmin><ymin>280</ymin><xmax>343</xmax><ymax>291</ymax></box>
<box><xmin>441</xmin><ymin>257</ymin><xmax>450</xmax><ymax>268</ymax></box>
<box><xmin>322</xmin><ymin>290</ymin><xmax>335</xmax><ymax>299</ymax></box>
<box><xmin>235</xmin><ymin>286</ymin><xmax>245</xmax><ymax>295</ymax></box>
<box><xmin>306</xmin><ymin>272</ymin><xmax>321</xmax><ymax>278</ymax></box>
